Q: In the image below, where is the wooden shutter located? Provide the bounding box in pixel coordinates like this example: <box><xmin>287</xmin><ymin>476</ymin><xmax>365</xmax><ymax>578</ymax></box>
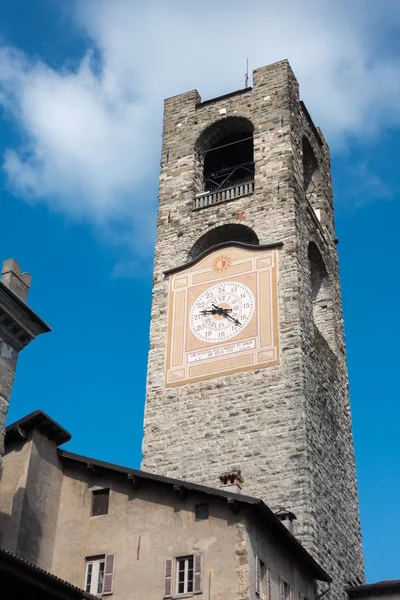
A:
<box><xmin>92</xmin><ymin>489</ymin><xmax>110</xmax><ymax>516</ymax></box>
<box><xmin>267</xmin><ymin>568</ymin><xmax>272</xmax><ymax>600</ymax></box>
<box><xmin>164</xmin><ymin>558</ymin><xmax>173</xmax><ymax>598</ymax></box>
<box><xmin>103</xmin><ymin>553</ymin><xmax>116</xmax><ymax>595</ymax></box>
<box><xmin>280</xmin><ymin>578</ymin><xmax>285</xmax><ymax>600</ymax></box>
<box><xmin>193</xmin><ymin>554</ymin><xmax>202</xmax><ymax>593</ymax></box>
<box><xmin>255</xmin><ymin>557</ymin><xmax>261</xmax><ymax>596</ymax></box>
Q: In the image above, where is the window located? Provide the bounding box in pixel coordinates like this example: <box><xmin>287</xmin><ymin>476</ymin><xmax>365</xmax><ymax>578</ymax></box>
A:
<box><xmin>86</xmin><ymin>558</ymin><xmax>105</xmax><ymax>594</ymax></box>
<box><xmin>91</xmin><ymin>488</ymin><xmax>110</xmax><ymax>516</ymax></box>
<box><xmin>302</xmin><ymin>136</ymin><xmax>326</xmax><ymax>222</ymax></box>
<box><xmin>308</xmin><ymin>242</ymin><xmax>335</xmax><ymax>350</ymax></box>
<box><xmin>195</xmin><ymin>504</ymin><xmax>209</xmax><ymax>521</ymax></box>
<box><xmin>256</xmin><ymin>557</ymin><xmax>271</xmax><ymax>600</ymax></box>
<box><xmin>177</xmin><ymin>556</ymin><xmax>194</xmax><ymax>595</ymax></box>
<box><xmin>280</xmin><ymin>579</ymin><xmax>292</xmax><ymax>600</ymax></box>
<box><xmin>85</xmin><ymin>554</ymin><xmax>115</xmax><ymax>596</ymax></box>
<box><xmin>164</xmin><ymin>555</ymin><xmax>202</xmax><ymax>598</ymax></box>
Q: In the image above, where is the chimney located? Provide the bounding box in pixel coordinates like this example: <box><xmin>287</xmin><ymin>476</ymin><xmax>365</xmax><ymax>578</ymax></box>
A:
<box><xmin>219</xmin><ymin>470</ymin><xmax>243</xmax><ymax>494</ymax></box>
<box><xmin>1</xmin><ymin>259</ymin><xmax>32</xmax><ymax>302</ymax></box>
<box><xmin>274</xmin><ymin>508</ymin><xmax>297</xmax><ymax>534</ymax></box>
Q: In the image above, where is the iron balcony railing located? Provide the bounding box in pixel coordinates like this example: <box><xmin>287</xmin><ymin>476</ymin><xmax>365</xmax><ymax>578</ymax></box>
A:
<box><xmin>193</xmin><ymin>178</ymin><xmax>255</xmax><ymax>211</ymax></box>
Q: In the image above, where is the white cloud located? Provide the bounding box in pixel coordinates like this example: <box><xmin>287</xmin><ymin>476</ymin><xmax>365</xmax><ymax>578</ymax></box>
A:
<box><xmin>0</xmin><ymin>0</ymin><xmax>399</xmax><ymax>249</ymax></box>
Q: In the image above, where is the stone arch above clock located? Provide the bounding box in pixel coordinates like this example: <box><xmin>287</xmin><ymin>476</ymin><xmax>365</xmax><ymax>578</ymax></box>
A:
<box><xmin>187</xmin><ymin>224</ymin><xmax>259</xmax><ymax>262</ymax></box>
<box><xmin>165</xmin><ymin>242</ymin><xmax>281</xmax><ymax>387</ymax></box>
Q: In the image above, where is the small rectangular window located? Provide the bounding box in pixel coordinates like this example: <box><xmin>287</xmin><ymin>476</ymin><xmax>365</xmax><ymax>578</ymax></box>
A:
<box><xmin>195</xmin><ymin>503</ymin><xmax>209</xmax><ymax>521</ymax></box>
<box><xmin>92</xmin><ymin>488</ymin><xmax>110</xmax><ymax>516</ymax></box>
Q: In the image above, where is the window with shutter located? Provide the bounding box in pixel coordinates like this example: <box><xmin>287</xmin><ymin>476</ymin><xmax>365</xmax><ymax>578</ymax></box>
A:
<box><xmin>280</xmin><ymin>578</ymin><xmax>291</xmax><ymax>600</ymax></box>
<box><xmin>91</xmin><ymin>489</ymin><xmax>110</xmax><ymax>516</ymax></box>
<box><xmin>102</xmin><ymin>553</ymin><xmax>116</xmax><ymax>595</ymax></box>
<box><xmin>171</xmin><ymin>554</ymin><xmax>202</xmax><ymax>596</ymax></box>
<box><xmin>85</xmin><ymin>554</ymin><xmax>114</xmax><ymax>595</ymax></box>
<box><xmin>280</xmin><ymin>579</ymin><xmax>285</xmax><ymax>600</ymax></box>
<box><xmin>256</xmin><ymin>557</ymin><xmax>270</xmax><ymax>600</ymax></box>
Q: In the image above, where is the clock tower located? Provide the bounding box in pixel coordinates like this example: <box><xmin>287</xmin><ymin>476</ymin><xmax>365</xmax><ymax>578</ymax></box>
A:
<box><xmin>142</xmin><ymin>60</ymin><xmax>364</xmax><ymax>597</ymax></box>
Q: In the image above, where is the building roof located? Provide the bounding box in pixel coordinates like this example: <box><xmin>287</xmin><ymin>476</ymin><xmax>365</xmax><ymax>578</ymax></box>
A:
<box><xmin>6</xmin><ymin>410</ymin><xmax>72</xmax><ymax>446</ymax></box>
<box><xmin>0</xmin><ymin>547</ymin><xmax>96</xmax><ymax>600</ymax></box>
<box><xmin>347</xmin><ymin>581</ymin><xmax>400</xmax><ymax>597</ymax></box>
<box><xmin>59</xmin><ymin>449</ymin><xmax>331</xmax><ymax>583</ymax></box>
<box><xmin>5</xmin><ymin>409</ymin><xmax>330</xmax><ymax>583</ymax></box>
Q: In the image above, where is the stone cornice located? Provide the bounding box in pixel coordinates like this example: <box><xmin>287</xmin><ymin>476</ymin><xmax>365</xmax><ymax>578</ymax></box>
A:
<box><xmin>0</xmin><ymin>281</ymin><xmax>51</xmax><ymax>350</ymax></box>
<box><xmin>164</xmin><ymin>241</ymin><xmax>284</xmax><ymax>277</ymax></box>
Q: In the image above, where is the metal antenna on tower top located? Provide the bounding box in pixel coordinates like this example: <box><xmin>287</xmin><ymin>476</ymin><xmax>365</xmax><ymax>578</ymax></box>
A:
<box><xmin>245</xmin><ymin>57</ymin><xmax>249</xmax><ymax>88</ymax></box>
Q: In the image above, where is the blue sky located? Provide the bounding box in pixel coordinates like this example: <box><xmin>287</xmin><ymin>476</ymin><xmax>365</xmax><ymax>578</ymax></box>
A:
<box><xmin>1</xmin><ymin>0</ymin><xmax>399</xmax><ymax>584</ymax></box>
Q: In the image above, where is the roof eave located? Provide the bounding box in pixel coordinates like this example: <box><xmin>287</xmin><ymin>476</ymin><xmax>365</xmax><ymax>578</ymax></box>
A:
<box><xmin>59</xmin><ymin>450</ymin><xmax>330</xmax><ymax>583</ymax></box>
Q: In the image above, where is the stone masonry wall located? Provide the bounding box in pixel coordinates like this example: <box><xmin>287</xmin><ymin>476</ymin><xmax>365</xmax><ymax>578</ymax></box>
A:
<box><xmin>0</xmin><ymin>261</ymin><xmax>49</xmax><ymax>479</ymax></box>
<box><xmin>0</xmin><ymin>333</ymin><xmax>19</xmax><ymax>475</ymax></box>
<box><xmin>142</xmin><ymin>60</ymin><xmax>364</xmax><ymax>599</ymax></box>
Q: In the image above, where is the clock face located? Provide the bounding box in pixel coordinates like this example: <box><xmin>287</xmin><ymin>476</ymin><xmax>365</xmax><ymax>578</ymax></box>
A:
<box><xmin>165</xmin><ymin>245</ymin><xmax>279</xmax><ymax>387</ymax></box>
<box><xmin>189</xmin><ymin>281</ymin><xmax>255</xmax><ymax>343</ymax></box>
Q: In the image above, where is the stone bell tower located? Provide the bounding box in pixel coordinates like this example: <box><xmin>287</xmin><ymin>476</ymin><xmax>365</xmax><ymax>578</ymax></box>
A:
<box><xmin>142</xmin><ymin>60</ymin><xmax>364</xmax><ymax>597</ymax></box>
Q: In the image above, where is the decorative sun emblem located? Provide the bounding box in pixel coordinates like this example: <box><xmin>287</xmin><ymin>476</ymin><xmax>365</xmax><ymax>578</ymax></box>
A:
<box><xmin>212</xmin><ymin>255</ymin><xmax>232</xmax><ymax>272</ymax></box>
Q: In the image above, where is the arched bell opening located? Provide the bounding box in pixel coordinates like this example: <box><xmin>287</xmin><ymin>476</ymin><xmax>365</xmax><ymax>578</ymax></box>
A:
<box><xmin>308</xmin><ymin>242</ymin><xmax>335</xmax><ymax>350</ymax></box>
<box><xmin>303</xmin><ymin>137</ymin><xmax>325</xmax><ymax>221</ymax></box>
<box><xmin>195</xmin><ymin>117</ymin><xmax>254</xmax><ymax>196</ymax></box>
<box><xmin>188</xmin><ymin>224</ymin><xmax>259</xmax><ymax>262</ymax></box>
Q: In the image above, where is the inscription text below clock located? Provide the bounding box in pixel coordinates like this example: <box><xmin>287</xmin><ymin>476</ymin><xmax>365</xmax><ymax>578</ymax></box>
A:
<box><xmin>189</xmin><ymin>282</ymin><xmax>255</xmax><ymax>343</ymax></box>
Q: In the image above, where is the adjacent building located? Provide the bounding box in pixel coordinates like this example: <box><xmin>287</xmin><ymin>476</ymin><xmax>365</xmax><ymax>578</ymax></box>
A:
<box><xmin>0</xmin><ymin>410</ymin><xmax>330</xmax><ymax>600</ymax></box>
<box><xmin>347</xmin><ymin>581</ymin><xmax>400</xmax><ymax>600</ymax></box>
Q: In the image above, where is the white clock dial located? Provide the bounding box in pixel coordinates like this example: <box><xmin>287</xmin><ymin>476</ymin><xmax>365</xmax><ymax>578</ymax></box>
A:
<box><xmin>189</xmin><ymin>281</ymin><xmax>255</xmax><ymax>343</ymax></box>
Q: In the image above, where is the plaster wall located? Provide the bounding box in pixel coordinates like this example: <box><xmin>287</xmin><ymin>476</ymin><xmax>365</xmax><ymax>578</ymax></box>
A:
<box><xmin>0</xmin><ymin>436</ymin><xmax>31</xmax><ymax>552</ymax></box>
<box><xmin>52</xmin><ymin>463</ymin><xmax>248</xmax><ymax>600</ymax></box>
<box><xmin>0</xmin><ymin>430</ymin><xmax>62</xmax><ymax>570</ymax></box>
<box><xmin>246</xmin><ymin>513</ymin><xmax>317</xmax><ymax>600</ymax></box>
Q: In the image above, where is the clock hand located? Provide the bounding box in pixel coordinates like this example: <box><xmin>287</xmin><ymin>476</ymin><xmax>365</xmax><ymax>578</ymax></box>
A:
<box><xmin>200</xmin><ymin>304</ymin><xmax>232</xmax><ymax>314</ymax></box>
<box><xmin>223</xmin><ymin>311</ymin><xmax>242</xmax><ymax>326</ymax></box>
<box><xmin>211</xmin><ymin>304</ymin><xmax>241</xmax><ymax>326</ymax></box>
<box><xmin>211</xmin><ymin>304</ymin><xmax>232</xmax><ymax>314</ymax></box>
